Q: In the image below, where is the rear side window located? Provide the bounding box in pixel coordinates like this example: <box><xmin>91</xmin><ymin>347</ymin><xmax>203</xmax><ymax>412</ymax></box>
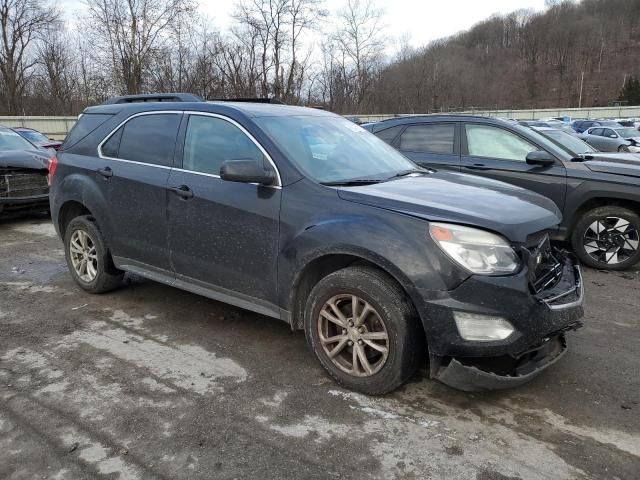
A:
<box><xmin>182</xmin><ymin>115</ymin><xmax>264</xmax><ymax>175</ymax></box>
<box><xmin>590</xmin><ymin>128</ymin><xmax>603</xmax><ymax>136</ymax></box>
<box><xmin>63</xmin><ymin>113</ymin><xmax>113</xmax><ymax>149</ymax></box>
<box><xmin>399</xmin><ymin>124</ymin><xmax>455</xmax><ymax>154</ymax></box>
<box><xmin>112</xmin><ymin>113</ymin><xmax>181</xmax><ymax>166</ymax></box>
<box><xmin>374</xmin><ymin>125</ymin><xmax>403</xmax><ymax>145</ymax></box>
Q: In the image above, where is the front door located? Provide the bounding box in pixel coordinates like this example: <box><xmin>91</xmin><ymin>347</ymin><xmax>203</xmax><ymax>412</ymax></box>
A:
<box><xmin>98</xmin><ymin>112</ymin><xmax>182</xmax><ymax>271</ymax></box>
<box><xmin>167</xmin><ymin>113</ymin><xmax>281</xmax><ymax>314</ymax></box>
<box><xmin>460</xmin><ymin>123</ymin><xmax>567</xmax><ymax>210</ymax></box>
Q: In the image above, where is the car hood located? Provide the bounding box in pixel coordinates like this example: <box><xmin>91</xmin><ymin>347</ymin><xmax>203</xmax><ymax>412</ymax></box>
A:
<box><xmin>337</xmin><ymin>172</ymin><xmax>561</xmax><ymax>243</ymax></box>
<box><xmin>581</xmin><ymin>152</ymin><xmax>640</xmax><ymax>178</ymax></box>
<box><xmin>0</xmin><ymin>149</ymin><xmax>50</xmax><ymax>170</ymax></box>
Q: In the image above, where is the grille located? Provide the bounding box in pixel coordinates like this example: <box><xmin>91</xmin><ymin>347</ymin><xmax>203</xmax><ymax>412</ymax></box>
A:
<box><xmin>0</xmin><ymin>170</ymin><xmax>49</xmax><ymax>199</ymax></box>
<box><xmin>520</xmin><ymin>234</ymin><xmax>564</xmax><ymax>294</ymax></box>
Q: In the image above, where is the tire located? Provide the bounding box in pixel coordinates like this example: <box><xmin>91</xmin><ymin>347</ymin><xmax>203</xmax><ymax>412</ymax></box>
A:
<box><xmin>618</xmin><ymin>145</ymin><xmax>630</xmax><ymax>152</ymax></box>
<box><xmin>64</xmin><ymin>215</ymin><xmax>123</xmax><ymax>293</ymax></box>
<box><xmin>304</xmin><ymin>266</ymin><xmax>424</xmax><ymax>395</ymax></box>
<box><xmin>571</xmin><ymin>206</ymin><xmax>640</xmax><ymax>270</ymax></box>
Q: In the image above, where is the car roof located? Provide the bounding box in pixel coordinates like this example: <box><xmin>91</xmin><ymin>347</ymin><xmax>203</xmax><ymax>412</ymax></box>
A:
<box><xmin>83</xmin><ymin>100</ymin><xmax>336</xmax><ymax>119</ymax></box>
<box><xmin>366</xmin><ymin>114</ymin><xmax>510</xmax><ymax>132</ymax></box>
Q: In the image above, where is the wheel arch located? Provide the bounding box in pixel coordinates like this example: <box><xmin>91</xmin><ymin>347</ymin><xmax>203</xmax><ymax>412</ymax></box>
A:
<box><xmin>567</xmin><ymin>196</ymin><xmax>640</xmax><ymax>236</ymax></box>
<box><xmin>287</xmin><ymin>250</ymin><xmax>427</xmax><ymax>343</ymax></box>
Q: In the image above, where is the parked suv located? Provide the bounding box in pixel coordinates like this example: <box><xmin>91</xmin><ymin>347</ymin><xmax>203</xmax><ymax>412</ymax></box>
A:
<box><xmin>50</xmin><ymin>95</ymin><xmax>583</xmax><ymax>393</ymax></box>
<box><xmin>364</xmin><ymin>115</ymin><xmax>640</xmax><ymax>270</ymax></box>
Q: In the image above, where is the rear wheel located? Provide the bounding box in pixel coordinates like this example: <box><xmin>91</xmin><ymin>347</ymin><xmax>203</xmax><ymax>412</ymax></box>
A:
<box><xmin>64</xmin><ymin>215</ymin><xmax>123</xmax><ymax>293</ymax></box>
<box><xmin>304</xmin><ymin>266</ymin><xmax>424</xmax><ymax>395</ymax></box>
<box><xmin>571</xmin><ymin>206</ymin><xmax>640</xmax><ymax>270</ymax></box>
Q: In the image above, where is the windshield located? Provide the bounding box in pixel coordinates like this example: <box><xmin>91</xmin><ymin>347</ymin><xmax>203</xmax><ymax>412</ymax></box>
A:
<box><xmin>255</xmin><ymin>115</ymin><xmax>418</xmax><ymax>184</ymax></box>
<box><xmin>0</xmin><ymin>130</ymin><xmax>36</xmax><ymax>151</ymax></box>
<box><xmin>615</xmin><ymin>128</ymin><xmax>639</xmax><ymax>138</ymax></box>
<box><xmin>17</xmin><ymin>129</ymin><xmax>48</xmax><ymax>142</ymax></box>
<box><xmin>536</xmin><ymin>129</ymin><xmax>596</xmax><ymax>155</ymax></box>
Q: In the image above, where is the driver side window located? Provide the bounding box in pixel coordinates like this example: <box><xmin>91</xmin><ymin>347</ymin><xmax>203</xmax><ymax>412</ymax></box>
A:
<box><xmin>465</xmin><ymin>124</ymin><xmax>537</xmax><ymax>161</ymax></box>
<box><xmin>182</xmin><ymin>115</ymin><xmax>265</xmax><ymax>176</ymax></box>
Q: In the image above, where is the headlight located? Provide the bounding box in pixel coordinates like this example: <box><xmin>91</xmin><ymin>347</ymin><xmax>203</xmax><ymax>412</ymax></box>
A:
<box><xmin>429</xmin><ymin>223</ymin><xmax>520</xmax><ymax>275</ymax></box>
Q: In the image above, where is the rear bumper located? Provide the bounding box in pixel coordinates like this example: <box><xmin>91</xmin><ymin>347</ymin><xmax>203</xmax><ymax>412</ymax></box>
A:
<box><xmin>413</xmin><ymin>251</ymin><xmax>584</xmax><ymax>391</ymax></box>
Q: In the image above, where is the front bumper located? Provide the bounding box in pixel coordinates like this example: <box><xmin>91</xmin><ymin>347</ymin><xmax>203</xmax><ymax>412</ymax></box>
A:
<box><xmin>414</xmin><ymin>250</ymin><xmax>584</xmax><ymax>391</ymax></box>
<box><xmin>0</xmin><ymin>193</ymin><xmax>50</xmax><ymax>214</ymax></box>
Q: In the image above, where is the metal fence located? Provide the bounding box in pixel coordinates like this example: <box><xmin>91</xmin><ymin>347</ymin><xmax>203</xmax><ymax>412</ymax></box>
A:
<box><xmin>2</xmin><ymin>104</ymin><xmax>640</xmax><ymax>139</ymax></box>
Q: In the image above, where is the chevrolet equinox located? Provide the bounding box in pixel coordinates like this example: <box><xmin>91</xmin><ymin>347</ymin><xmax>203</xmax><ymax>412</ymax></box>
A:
<box><xmin>49</xmin><ymin>94</ymin><xmax>584</xmax><ymax>393</ymax></box>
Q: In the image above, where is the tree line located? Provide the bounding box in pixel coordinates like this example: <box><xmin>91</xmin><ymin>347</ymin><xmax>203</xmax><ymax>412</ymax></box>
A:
<box><xmin>1</xmin><ymin>0</ymin><xmax>639</xmax><ymax>117</ymax></box>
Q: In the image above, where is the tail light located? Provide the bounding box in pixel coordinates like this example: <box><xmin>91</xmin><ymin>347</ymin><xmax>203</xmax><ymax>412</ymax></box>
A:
<box><xmin>47</xmin><ymin>156</ymin><xmax>58</xmax><ymax>186</ymax></box>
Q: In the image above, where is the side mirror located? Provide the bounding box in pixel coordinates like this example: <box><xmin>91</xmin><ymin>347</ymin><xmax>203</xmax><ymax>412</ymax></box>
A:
<box><xmin>609</xmin><ymin>134</ymin><xmax>617</xmax><ymax>138</ymax></box>
<box><xmin>526</xmin><ymin>151</ymin><xmax>555</xmax><ymax>167</ymax></box>
<box><xmin>220</xmin><ymin>159</ymin><xmax>276</xmax><ymax>185</ymax></box>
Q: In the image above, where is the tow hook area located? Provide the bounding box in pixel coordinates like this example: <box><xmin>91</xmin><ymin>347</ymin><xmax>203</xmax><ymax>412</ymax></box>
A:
<box><xmin>434</xmin><ymin>335</ymin><xmax>568</xmax><ymax>392</ymax></box>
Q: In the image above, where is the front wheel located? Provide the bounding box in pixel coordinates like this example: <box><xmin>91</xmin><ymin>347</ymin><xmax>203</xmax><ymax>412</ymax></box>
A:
<box><xmin>618</xmin><ymin>145</ymin><xmax>630</xmax><ymax>153</ymax></box>
<box><xmin>571</xmin><ymin>206</ymin><xmax>640</xmax><ymax>270</ymax></box>
<box><xmin>304</xmin><ymin>266</ymin><xmax>424</xmax><ymax>395</ymax></box>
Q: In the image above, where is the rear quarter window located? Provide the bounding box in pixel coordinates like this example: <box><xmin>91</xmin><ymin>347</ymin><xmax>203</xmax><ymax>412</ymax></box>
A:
<box><xmin>63</xmin><ymin>113</ymin><xmax>113</xmax><ymax>149</ymax></box>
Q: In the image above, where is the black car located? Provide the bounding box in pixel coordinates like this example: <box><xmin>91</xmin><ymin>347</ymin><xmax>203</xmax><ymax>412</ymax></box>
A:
<box><xmin>49</xmin><ymin>94</ymin><xmax>584</xmax><ymax>393</ymax></box>
<box><xmin>14</xmin><ymin>127</ymin><xmax>63</xmax><ymax>151</ymax></box>
<box><xmin>363</xmin><ymin>115</ymin><xmax>640</xmax><ymax>270</ymax></box>
<box><xmin>0</xmin><ymin>126</ymin><xmax>54</xmax><ymax>216</ymax></box>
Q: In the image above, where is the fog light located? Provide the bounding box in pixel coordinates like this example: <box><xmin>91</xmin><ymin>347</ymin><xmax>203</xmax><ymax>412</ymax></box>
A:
<box><xmin>453</xmin><ymin>312</ymin><xmax>514</xmax><ymax>341</ymax></box>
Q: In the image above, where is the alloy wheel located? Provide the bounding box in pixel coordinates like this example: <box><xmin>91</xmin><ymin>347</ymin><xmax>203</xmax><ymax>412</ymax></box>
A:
<box><xmin>69</xmin><ymin>229</ymin><xmax>98</xmax><ymax>282</ymax></box>
<box><xmin>583</xmin><ymin>216</ymin><xmax>639</xmax><ymax>265</ymax></box>
<box><xmin>317</xmin><ymin>294</ymin><xmax>389</xmax><ymax>377</ymax></box>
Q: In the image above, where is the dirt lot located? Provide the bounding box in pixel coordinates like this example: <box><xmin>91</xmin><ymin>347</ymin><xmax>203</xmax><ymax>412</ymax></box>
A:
<box><xmin>0</xmin><ymin>214</ymin><xmax>639</xmax><ymax>480</ymax></box>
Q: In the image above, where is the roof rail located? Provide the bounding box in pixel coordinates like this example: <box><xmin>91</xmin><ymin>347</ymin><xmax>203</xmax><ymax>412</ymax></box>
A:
<box><xmin>210</xmin><ymin>97</ymin><xmax>286</xmax><ymax>105</ymax></box>
<box><xmin>101</xmin><ymin>93</ymin><xmax>205</xmax><ymax>105</ymax></box>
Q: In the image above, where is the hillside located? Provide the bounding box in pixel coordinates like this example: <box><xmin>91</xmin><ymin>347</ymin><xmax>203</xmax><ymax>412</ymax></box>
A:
<box><xmin>367</xmin><ymin>0</ymin><xmax>640</xmax><ymax>114</ymax></box>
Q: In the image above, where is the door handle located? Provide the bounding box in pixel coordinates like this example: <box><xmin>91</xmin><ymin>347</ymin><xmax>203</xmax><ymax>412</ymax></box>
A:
<box><xmin>465</xmin><ymin>164</ymin><xmax>491</xmax><ymax>171</ymax></box>
<box><xmin>169</xmin><ymin>185</ymin><xmax>194</xmax><ymax>199</ymax></box>
<box><xmin>97</xmin><ymin>167</ymin><xmax>113</xmax><ymax>178</ymax></box>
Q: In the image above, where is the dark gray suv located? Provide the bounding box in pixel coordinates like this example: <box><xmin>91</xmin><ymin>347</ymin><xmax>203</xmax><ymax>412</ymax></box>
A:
<box><xmin>50</xmin><ymin>95</ymin><xmax>584</xmax><ymax>393</ymax></box>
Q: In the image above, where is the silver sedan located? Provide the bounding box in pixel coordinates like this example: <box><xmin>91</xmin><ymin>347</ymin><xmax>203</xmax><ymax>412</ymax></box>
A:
<box><xmin>578</xmin><ymin>126</ymin><xmax>640</xmax><ymax>152</ymax></box>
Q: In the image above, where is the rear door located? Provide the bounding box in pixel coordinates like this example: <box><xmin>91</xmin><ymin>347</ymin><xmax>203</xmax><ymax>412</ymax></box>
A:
<box><xmin>460</xmin><ymin>122</ymin><xmax>567</xmax><ymax>210</ymax></box>
<box><xmin>395</xmin><ymin>123</ymin><xmax>460</xmax><ymax>171</ymax></box>
<box><xmin>98</xmin><ymin>111</ymin><xmax>182</xmax><ymax>272</ymax></box>
<box><xmin>166</xmin><ymin>113</ymin><xmax>281</xmax><ymax>314</ymax></box>
<box><xmin>584</xmin><ymin>128</ymin><xmax>605</xmax><ymax>150</ymax></box>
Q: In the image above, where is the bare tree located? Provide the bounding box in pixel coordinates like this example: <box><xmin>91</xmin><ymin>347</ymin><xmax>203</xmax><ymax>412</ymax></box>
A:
<box><xmin>0</xmin><ymin>0</ymin><xmax>59</xmax><ymax>114</ymax></box>
<box><xmin>84</xmin><ymin>0</ymin><xmax>194</xmax><ymax>94</ymax></box>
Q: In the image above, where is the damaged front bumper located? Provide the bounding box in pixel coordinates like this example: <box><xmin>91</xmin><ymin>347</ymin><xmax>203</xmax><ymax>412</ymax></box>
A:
<box><xmin>416</xmin><ymin>250</ymin><xmax>584</xmax><ymax>391</ymax></box>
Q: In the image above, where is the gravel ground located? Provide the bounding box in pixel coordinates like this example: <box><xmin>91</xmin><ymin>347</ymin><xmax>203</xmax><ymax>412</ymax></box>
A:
<box><xmin>1</xmin><ymin>214</ymin><xmax>639</xmax><ymax>480</ymax></box>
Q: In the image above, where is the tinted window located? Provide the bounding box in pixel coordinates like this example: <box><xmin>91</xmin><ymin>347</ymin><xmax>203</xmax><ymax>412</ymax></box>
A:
<box><xmin>602</xmin><ymin>128</ymin><xmax>616</xmax><ymax>137</ymax></box>
<box><xmin>465</xmin><ymin>124</ymin><xmax>537</xmax><ymax>161</ymax></box>
<box><xmin>64</xmin><ymin>113</ymin><xmax>113</xmax><ymax>149</ymax></box>
<box><xmin>117</xmin><ymin>114</ymin><xmax>181</xmax><ymax>166</ymax></box>
<box><xmin>589</xmin><ymin>128</ymin><xmax>603</xmax><ymax>136</ymax></box>
<box><xmin>374</xmin><ymin>125</ymin><xmax>403</xmax><ymax>145</ymax></box>
<box><xmin>182</xmin><ymin>115</ymin><xmax>264</xmax><ymax>175</ymax></box>
<box><xmin>400</xmin><ymin>124</ymin><xmax>455</xmax><ymax>154</ymax></box>
<box><xmin>101</xmin><ymin>127</ymin><xmax>123</xmax><ymax>158</ymax></box>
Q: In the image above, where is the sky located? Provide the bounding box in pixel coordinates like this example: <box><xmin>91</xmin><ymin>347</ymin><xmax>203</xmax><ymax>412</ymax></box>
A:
<box><xmin>60</xmin><ymin>0</ymin><xmax>548</xmax><ymax>52</ymax></box>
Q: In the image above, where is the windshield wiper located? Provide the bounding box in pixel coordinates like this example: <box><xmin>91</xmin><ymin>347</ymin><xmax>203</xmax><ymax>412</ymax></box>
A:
<box><xmin>320</xmin><ymin>179</ymin><xmax>383</xmax><ymax>186</ymax></box>
<box><xmin>385</xmin><ymin>168</ymin><xmax>431</xmax><ymax>180</ymax></box>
